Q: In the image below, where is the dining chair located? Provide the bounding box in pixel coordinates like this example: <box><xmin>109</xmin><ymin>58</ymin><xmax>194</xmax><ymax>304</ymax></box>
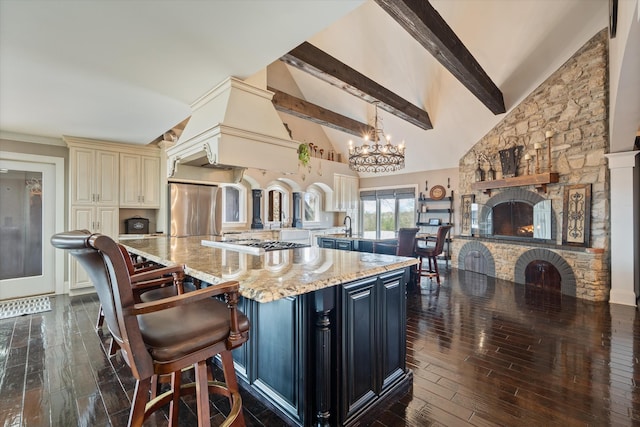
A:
<box><xmin>372</xmin><ymin>227</ymin><xmax>420</xmax><ymax>256</ymax></box>
<box><xmin>414</xmin><ymin>225</ymin><xmax>452</xmax><ymax>284</ymax></box>
<box><xmin>51</xmin><ymin>230</ymin><xmax>250</xmax><ymax>426</ymax></box>
<box><xmin>373</xmin><ymin>228</ymin><xmax>420</xmax><ymax>283</ymax></box>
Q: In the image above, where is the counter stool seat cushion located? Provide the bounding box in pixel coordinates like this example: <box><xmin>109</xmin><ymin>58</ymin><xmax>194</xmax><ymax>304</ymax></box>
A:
<box><xmin>139</xmin><ymin>298</ymin><xmax>250</xmax><ymax>362</ymax></box>
<box><xmin>139</xmin><ymin>286</ymin><xmax>178</xmax><ymax>302</ymax></box>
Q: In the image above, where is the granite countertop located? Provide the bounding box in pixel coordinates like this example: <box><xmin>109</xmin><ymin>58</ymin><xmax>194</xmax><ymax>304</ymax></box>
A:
<box><xmin>121</xmin><ymin>236</ymin><xmax>418</xmax><ymax>303</ymax></box>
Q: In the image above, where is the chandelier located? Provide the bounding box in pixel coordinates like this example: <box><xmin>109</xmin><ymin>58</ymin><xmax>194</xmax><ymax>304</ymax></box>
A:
<box><xmin>348</xmin><ymin>102</ymin><xmax>405</xmax><ymax>173</ymax></box>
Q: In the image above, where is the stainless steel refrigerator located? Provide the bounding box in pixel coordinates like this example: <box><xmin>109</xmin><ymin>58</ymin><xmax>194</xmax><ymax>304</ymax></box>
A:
<box><xmin>169</xmin><ymin>183</ymin><xmax>222</xmax><ymax>237</ymax></box>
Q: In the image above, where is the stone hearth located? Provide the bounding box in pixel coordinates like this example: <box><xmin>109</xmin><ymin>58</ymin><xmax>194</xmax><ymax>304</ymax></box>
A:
<box><xmin>453</xmin><ymin>238</ymin><xmax>606</xmax><ymax>300</ymax></box>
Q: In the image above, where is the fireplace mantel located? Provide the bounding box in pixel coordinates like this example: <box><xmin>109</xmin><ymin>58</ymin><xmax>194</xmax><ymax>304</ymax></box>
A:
<box><xmin>471</xmin><ymin>172</ymin><xmax>559</xmax><ymax>195</ymax></box>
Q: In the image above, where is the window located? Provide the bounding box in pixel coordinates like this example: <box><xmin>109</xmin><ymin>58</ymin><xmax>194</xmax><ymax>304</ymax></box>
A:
<box><xmin>303</xmin><ymin>190</ymin><xmax>320</xmax><ymax>223</ymax></box>
<box><xmin>221</xmin><ymin>184</ymin><xmax>246</xmax><ymax>225</ymax></box>
<box><xmin>268</xmin><ymin>189</ymin><xmax>283</xmax><ymax>221</ymax></box>
<box><xmin>360</xmin><ymin>187</ymin><xmax>416</xmax><ymax>239</ymax></box>
<box><xmin>265</xmin><ymin>185</ymin><xmax>289</xmax><ymax>226</ymax></box>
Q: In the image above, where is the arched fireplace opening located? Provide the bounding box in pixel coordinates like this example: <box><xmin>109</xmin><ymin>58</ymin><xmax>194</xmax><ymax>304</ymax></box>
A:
<box><xmin>514</xmin><ymin>249</ymin><xmax>576</xmax><ymax>297</ymax></box>
<box><xmin>477</xmin><ymin>188</ymin><xmax>556</xmax><ymax>242</ymax></box>
<box><xmin>493</xmin><ymin>201</ymin><xmax>534</xmax><ymax>238</ymax></box>
<box><xmin>524</xmin><ymin>260</ymin><xmax>561</xmax><ymax>291</ymax></box>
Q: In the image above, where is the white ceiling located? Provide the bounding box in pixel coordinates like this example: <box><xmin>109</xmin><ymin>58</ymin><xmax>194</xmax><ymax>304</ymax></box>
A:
<box><xmin>0</xmin><ymin>0</ymin><xmax>612</xmax><ymax>176</ymax></box>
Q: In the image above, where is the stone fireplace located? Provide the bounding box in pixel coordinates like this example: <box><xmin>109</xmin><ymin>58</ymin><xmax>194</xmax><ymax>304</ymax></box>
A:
<box><xmin>473</xmin><ymin>188</ymin><xmax>557</xmax><ymax>242</ymax></box>
<box><xmin>452</xmin><ymin>29</ymin><xmax>610</xmax><ymax>302</ymax></box>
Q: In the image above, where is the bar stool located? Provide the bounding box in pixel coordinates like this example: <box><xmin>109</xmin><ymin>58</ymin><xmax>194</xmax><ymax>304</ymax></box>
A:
<box><xmin>415</xmin><ymin>225</ymin><xmax>452</xmax><ymax>284</ymax></box>
<box><xmin>51</xmin><ymin>230</ymin><xmax>250</xmax><ymax>426</ymax></box>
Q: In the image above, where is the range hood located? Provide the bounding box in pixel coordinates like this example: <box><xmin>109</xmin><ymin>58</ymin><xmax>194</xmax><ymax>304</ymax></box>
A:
<box><xmin>166</xmin><ymin>77</ymin><xmax>299</xmax><ymax>182</ymax></box>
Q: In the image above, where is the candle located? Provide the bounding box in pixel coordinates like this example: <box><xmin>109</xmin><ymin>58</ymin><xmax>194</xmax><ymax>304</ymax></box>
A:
<box><xmin>534</xmin><ymin>143</ymin><xmax>542</xmax><ymax>150</ymax></box>
<box><xmin>524</xmin><ymin>154</ymin><xmax>531</xmax><ymax>160</ymax></box>
<box><xmin>545</xmin><ymin>130</ymin><xmax>554</xmax><ymax>139</ymax></box>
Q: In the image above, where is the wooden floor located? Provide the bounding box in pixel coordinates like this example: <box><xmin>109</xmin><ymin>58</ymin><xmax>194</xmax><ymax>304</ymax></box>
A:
<box><xmin>1</xmin><ymin>268</ymin><xmax>638</xmax><ymax>426</ymax></box>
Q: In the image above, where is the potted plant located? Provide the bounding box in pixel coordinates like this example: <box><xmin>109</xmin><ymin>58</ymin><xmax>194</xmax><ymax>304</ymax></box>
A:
<box><xmin>298</xmin><ymin>143</ymin><xmax>310</xmax><ymax>166</ymax></box>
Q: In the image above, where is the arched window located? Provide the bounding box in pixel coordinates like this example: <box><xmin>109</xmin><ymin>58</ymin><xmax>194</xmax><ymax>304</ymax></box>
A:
<box><xmin>221</xmin><ymin>184</ymin><xmax>246</xmax><ymax>225</ymax></box>
<box><xmin>265</xmin><ymin>185</ymin><xmax>289</xmax><ymax>227</ymax></box>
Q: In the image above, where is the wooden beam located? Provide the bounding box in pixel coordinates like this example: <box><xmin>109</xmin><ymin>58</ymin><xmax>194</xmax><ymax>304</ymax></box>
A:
<box><xmin>374</xmin><ymin>0</ymin><xmax>505</xmax><ymax>114</ymax></box>
<box><xmin>269</xmin><ymin>87</ymin><xmax>375</xmax><ymax>138</ymax></box>
<box><xmin>280</xmin><ymin>42</ymin><xmax>432</xmax><ymax>130</ymax></box>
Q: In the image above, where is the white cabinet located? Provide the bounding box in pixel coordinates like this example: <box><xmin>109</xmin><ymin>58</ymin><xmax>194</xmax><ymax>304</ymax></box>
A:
<box><xmin>70</xmin><ymin>148</ymin><xmax>119</xmax><ymax>205</ymax></box>
<box><xmin>120</xmin><ymin>154</ymin><xmax>160</xmax><ymax>208</ymax></box>
<box><xmin>65</xmin><ymin>137</ymin><xmax>163</xmax><ymax>291</ymax></box>
<box><xmin>69</xmin><ymin>205</ymin><xmax>119</xmax><ymax>289</ymax></box>
<box><xmin>331</xmin><ymin>174</ymin><xmax>359</xmax><ymax>211</ymax></box>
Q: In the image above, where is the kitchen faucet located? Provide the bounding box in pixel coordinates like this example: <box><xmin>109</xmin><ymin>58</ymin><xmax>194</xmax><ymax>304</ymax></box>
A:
<box><xmin>343</xmin><ymin>215</ymin><xmax>352</xmax><ymax>237</ymax></box>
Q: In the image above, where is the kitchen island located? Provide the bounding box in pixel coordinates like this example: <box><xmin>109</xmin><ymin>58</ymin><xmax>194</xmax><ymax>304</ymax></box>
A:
<box><xmin>122</xmin><ymin>236</ymin><xmax>418</xmax><ymax>427</ymax></box>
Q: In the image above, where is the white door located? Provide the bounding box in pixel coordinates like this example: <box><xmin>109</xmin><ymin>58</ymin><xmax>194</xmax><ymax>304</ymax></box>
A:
<box><xmin>0</xmin><ymin>160</ymin><xmax>55</xmax><ymax>300</ymax></box>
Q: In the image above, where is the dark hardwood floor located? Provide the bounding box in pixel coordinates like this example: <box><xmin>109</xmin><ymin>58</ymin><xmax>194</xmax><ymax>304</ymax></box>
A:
<box><xmin>1</xmin><ymin>268</ymin><xmax>638</xmax><ymax>426</ymax></box>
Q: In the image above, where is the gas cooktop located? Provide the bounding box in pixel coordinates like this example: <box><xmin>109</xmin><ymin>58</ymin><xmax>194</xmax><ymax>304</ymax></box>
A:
<box><xmin>238</xmin><ymin>240</ymin><xmax>310</xmax><ymax>251</ymax></box>
<box><xmin>201</xmin><ymin>238</ymin><xmax>310</xmax><ymax>255</ymax></box>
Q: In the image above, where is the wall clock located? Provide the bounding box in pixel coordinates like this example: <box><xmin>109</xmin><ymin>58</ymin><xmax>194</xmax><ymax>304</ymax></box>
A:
<box><xmin>429</xmin><ymin>185</ymin><xmax>446</xmax><ymax>200</ymax></box>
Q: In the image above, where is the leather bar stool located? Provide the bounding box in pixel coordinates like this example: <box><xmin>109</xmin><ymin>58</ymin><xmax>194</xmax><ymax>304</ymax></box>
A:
<box><xmin>415</xmin><ymin>225</ymin><xmax>452</xmax><ymax>284</ymax></box>
<box><xmin>51</xmin><ymin>230</ymin><xmax>250</xmax><ymax>426</ymax></box>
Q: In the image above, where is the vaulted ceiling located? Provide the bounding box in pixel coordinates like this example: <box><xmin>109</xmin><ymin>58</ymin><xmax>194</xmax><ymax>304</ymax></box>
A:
<box><xmin>0</xmin><ymin>0</ymin><xmax>614</xmax><ymax>176</ymax></box>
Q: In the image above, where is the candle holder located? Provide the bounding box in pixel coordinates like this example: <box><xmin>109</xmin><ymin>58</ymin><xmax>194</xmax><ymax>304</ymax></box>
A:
<box><xmin>545</xmin><ymin>130</ymin><xmax>554</xmax><ymax>172</ymax></box>
<box><xmin>533</xmin><ymin>143</ymin><xmax>542</xmax><ymax>174</ymax></box>
<box><xmin>524</xmin><ymin>153</ymin><xmax>532</xmax><ymax>175</ymax></box>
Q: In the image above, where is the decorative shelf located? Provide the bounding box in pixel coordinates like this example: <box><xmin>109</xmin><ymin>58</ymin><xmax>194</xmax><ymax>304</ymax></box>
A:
<box><xmin>418</xmin><ymin>196</ymin><xmax>453</xmax><ymax>202</ymax></box>
<box><xmin>417</xmin><ymin>208</ymin><xmax>452</xmax><ymax>214</ymax></box>
<box><xmin>471</xmin><ymin>172</ymin><xmax>559</xmax><ymax>195</ymax></box>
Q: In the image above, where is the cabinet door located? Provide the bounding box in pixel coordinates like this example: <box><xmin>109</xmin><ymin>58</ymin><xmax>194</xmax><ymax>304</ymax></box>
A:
<box><xmin>319</xmin><ymin>238</ymin><xmax>336</xmax><ymax>249</ymax></box>
<box><xmin>95</xmin><ymin>150</ymin><xmax>119</xmax><ymax>205</ymax></box>
<box><xmin>333</xmin><ymin>175</ymin><xmax>344</xmax><ymax>211</ymax></box>
<box><xmin>71</xmin><ymin>148</ymin><xmax>95</xmax><ymax>205</ymax></box>
<box><xmin>120</xmin><ymin>153</ymin><xmax>141</xmax><ymax>206</ymax></box>
<box><xmin>335</xmin><ymin>240</ymin><xmax>353</xmax><ymax>251</ymax></box>
<box><xmin>70</xmin><ymin>206</ymin><xmax>94</xmax><ymax>289</ymax></box>
<box><xmin>342</xmin><ymin>277</ymin><xmax>378</xmax><ymax>420</ymax></box>
<box><xmin>340</xmin><ymin>175</ymin><xmax>348</xmax><ymax>211</ymax></box>
<box><xmin>140</xmin><ymin>156</ymin><xmax>160</xmax><ymax>207</ymax></box>
<box><xmin>69</xmin><ymin>206</ymin><xmax>118</xmax><ymax>289</ymax></box>
<box><xmin>346</xmin><ymin>176</ymin><xmax>359</xmax><ymax>210</ymax></box>
<box><xmin>96</xmin><ymin>206</ymin><xmax>119</xmax><ymax>237</ymax></box>
<box><xmin>378</xmin><ymin>272</ymin><xmax>406</xmax><ymax>391</ymax></box>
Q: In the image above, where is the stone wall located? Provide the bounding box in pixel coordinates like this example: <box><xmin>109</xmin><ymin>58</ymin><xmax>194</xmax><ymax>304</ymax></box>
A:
<box><xmin>454</xmin><ymin>29</ymin><xmax>610</xmax><ymax>301</ymax></box>
<box><xmin>453</xmin><ymin>237</ymin><xmax>609</xmax><ymax>301</ymax></box>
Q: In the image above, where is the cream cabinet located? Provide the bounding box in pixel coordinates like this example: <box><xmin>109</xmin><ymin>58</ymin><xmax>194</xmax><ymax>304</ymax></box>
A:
<box><xmin>65</xmin><ymin>136</ymin><xmax>162</xmax><ymax>291</ymax></box>
<box><xmin>70</xmin><ymin>147</ymin><xmax>119</xmax><ymax>205</ymax></box>
<box><xmin>331</xmin><ymin>174</ymin><xmax>359</xmax><ymax>211</ymax></box>
<box><xmin>119</xmin><ymin>153</ymin><xmax>160</xmax><ymax>208</ymax></box>
<box><xmin>69</xmin><ymin>205</ymin><xmax>119</xmax><ymax>289</ymax></box>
